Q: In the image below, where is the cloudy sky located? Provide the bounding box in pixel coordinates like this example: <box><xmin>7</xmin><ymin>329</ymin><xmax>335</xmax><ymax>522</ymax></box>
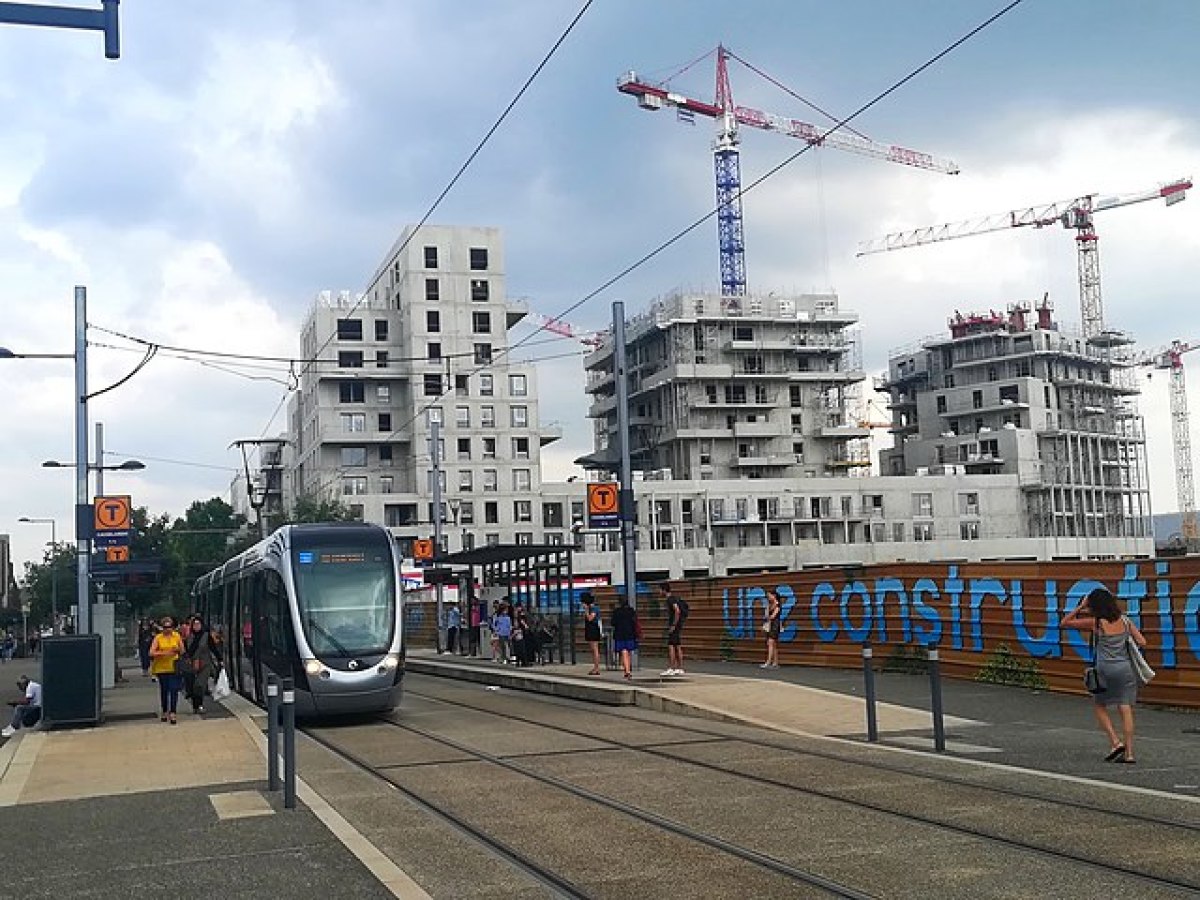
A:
<box><xmin>2</xmin><ymin>0</ymin><xmax>1198</xmax><ymax>570</ymax></box>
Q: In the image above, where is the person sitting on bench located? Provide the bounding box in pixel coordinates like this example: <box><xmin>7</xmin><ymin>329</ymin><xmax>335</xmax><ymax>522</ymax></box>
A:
<box><xmin>2</xmin><ymin>675</ymin><xmax>42</xmax><ymax>738</ymax></box>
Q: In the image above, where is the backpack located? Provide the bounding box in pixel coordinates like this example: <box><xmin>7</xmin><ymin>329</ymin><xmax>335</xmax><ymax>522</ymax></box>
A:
<box><xmin>675</xmin><ymin>597</ymin><xmax>690</xmax><ymax>624</ymax></box>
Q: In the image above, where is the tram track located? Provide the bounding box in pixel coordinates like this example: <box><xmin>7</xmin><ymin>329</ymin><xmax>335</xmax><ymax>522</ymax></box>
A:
<box><xmin>401</xmin><ymin>684</ymin><xmax>1200</xmax><ymax>896</ymax></box>
<box><xmin>410</xmin><ymin>679</ymin><xmax>1200</xmax><ymax>832</ymax></box>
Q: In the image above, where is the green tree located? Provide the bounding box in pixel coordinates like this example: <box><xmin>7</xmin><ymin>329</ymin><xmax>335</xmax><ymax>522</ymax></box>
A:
<box><xmin>20</xmin><ymin>543</ymin><xmax>76</xmax><ymax>629</ymax></box>
<box><xmin>287</xmin><ymin>494</ymin><xmax>357</xmax><ymax>524</ymax></box>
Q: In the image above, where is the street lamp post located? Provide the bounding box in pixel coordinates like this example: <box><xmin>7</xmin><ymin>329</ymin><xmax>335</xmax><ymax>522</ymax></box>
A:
<box><xmin>17</xmin><ymin>517</ymin><xmax>58</xmax><ymax>632</ymax></box>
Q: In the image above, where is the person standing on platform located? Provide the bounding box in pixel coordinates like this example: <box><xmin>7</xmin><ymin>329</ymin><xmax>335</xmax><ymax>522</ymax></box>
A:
<box><xmin>492</xmin><ymin>602</ymin><xmax>512</xmax><ymax>663</ymax></box>
<box><xmin>182</xmin><ymin>615</ymin><xmax>221</xmax><ymax>716</ymax></box>
<box><xmin>137</xmin><ymin>619</ymin><xmax>154</xmax><ymax>676</ymax></box>
<box><xmin>468</xmin><ymin>597</ymin><xmax>482</xmax><ymax>657</ymax></box>
<box><xmin>1</xmin><ymin>675</ymin><xmax>42</xmax><ymax>737</ymax></box>
<box><xmin>149</xmin><ymin>616</ymin><xmax>185</xmax><ymax>724</ymax></box>
<box><xmin>446</xmin><ymin>604</ymin><xmax>462</xmax><ymax>656</ymax></box>
<box><xmin>1062</xmin><ymin>589</ymin><xmax>1147</xmax><ymax>764</ymax></box>
<box><xmin>659</xmin><ymin>584</ymin><xmax>688</xmax><ymax>676</ymax></box>
<box><xmin>761</xmin><ymin>588</ymin><xmax>781</xmax><ymax>669</ymax></box>
<box><xmin>582</xmin><ymin>593</ymin><xmax>603</xmax><ymax>675</ymax></box>
<box><xmin>611</xmin><ymin>596</ymin><xmax>639</xmax><ymax>680</ymax></box>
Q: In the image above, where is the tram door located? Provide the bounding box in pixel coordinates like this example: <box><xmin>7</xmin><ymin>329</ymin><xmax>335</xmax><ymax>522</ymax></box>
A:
<box><xmin>238</xmin><ymin>575</ymin><xmax>263</xmax><ymax>704</ymax></box>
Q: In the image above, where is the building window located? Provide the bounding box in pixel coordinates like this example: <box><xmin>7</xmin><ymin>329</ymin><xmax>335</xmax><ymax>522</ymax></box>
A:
<box><xmin>960</xmin><ymin>521</ymin><xmax>980</xmax><ymax>540</ymax></box>
<box><xmin>472</xmin><ymin>311</ymin><xmax>491</xmax><ymax>333</ymax></box>
<box><xmin>484</xmin><ymin>501</ymin><xmax>499</xmax><ymax>524</ymax></box>
<box><xmin>425</xmin><ymin>279</ymin><xmax>440</xmax><ymax>302</ymax></box>
<box><xmin>459</xmin><ymin>501</ymin><xmax>474</xmax><ymax>524</ymax></box>
<box><xmin>892</xmin><ymin>522</ymin><xmax>905</xmax><ymax>542</ymax></box>
<box><xmin>342</xmin><ymin>476</ymin><xmax>368</xmax><ymax>496</ymax></box>
<box><xmin>427</xmin><ymin>407</ymin><xmax>443</xmax><ymax>425</ymax></box>
<box><xmin>340</xmin><ymin>413</ymin><xmax>365</xmax><ymax>432</ymax></box>
<box><xmin>511</xmin><ymin>406</ymin><xmax>528</xmax><ymax>428</ymax></box>
<box><xmin>482</xmin><ymin>437</ymin><xmax>496</xmax><ymax>459</ymax></box>
<box><xmin>973</xmin><ymin>390</ymin><xmax>983</xmax><ymax>410</ymax></box>
<box><xmin>455</xmin><ymin>374</ymin><xmax>469</xmax><ymax>397</ymax></box>
<box><xmin>459</xmin><ymin>470</ymin><xmax>473</xmax><ymax>492</ymax></box>
<box><xmin>474</xmin><ymin>343</ymin><xmax>492</xmax><ymax>364</ymax></box>
<box><xmin>424</xmin><ymin>246</ymin><xmax>438</xmax><ymax>268</ymax></box>
<box><xmin>513</xmin><ymin>469</ymin><xmax>531</xmax><ymax>492</ymax></box>
<box><xmin>427</xmin><ymin>470</ymin><xmax>446</xmax><ymax>493</ymax></box>
<box><xmin>546</xmin><ymin>532</ymin><xmax>563</xmax><ymax>546</ymax></box>
<box><xmin>341</xmin><ymin>446</ymin><xmax>367</xmax><ymax>467</ymax></box>
<box><xmin>481</xmin><ymin>406</ymin><xmax>496</xmax><ymax>428</ymax></box>
<box><xmin>378</xmin><ymin>413</ymin><xmax>391</xmax><ymax>431</ymax></box>
<box><xmin>376</xmin><ymin>351</ymin><xmax>388</xmax><ymax>369</ymax></box>
<box><xmin>424</xmin><ymin>373</ymin><xmax>443</xmax><ymax>396</ymax></box>
<box><xmin>427</xmin><ymin>342</ymin><xmax>441</xmax><ymax>361</ymax></box>
<box><xmin>514</xmin><ymin>500</ymin><xmax>532</xmax><ymax>523</ymax></box>
<box><xmin>743</xmin><ymin>355</ymin><xmax>764</xmax><ymax>375</ymax></box>
<box><xmin>912</xmin><ymin>492</ymin><xmax>934</xmax><ymax>517</ymax></box>
<box><xmin>959</xmin><ymin>492</ymin><xmax>980</xmax><ymax>516</ymax></box>
<box><xmin>469</xmin><ymin>247</ymin><xmax>488</xmax><ymax>270</ymax></box>
<box><xmin>509</xmin><ymin>374</ymin><xmax>527</xmax><ymax>396</ymax></box>
<box><xmin>339</xmin><ymin>382</ymin><xmax>365</xmax><ymax>403</ymax></box>
<box><xmin>336</xmin><ymin>319</ymin><xmax>362</xmax><ymax>341</ymax></box>
<box><xmin>485</xmin><ymin>533</ymin><xmax>500</xmax><ymax>547</ymax></box>
<box><xmin>512</xmin><ymin>437</ymin><xmax>529</xmax><ymax>460</ymax></box>
<box><xmin>789</xmin><ymin>385</ymin><xmax>803</xmax><ymax>407</ymax></box>
<box><xmin>380</xmin><ymin>475</ymin><xmax>394</xmax><ymax>494</ymax></box>
<box><xmin>914</xmin><ymin>522</ymin><xmax>934</xmax><ymax>542</ymax></box>
<box><xmin>724</xmin><ymin>384</ymin><xmax>747</xmax><ymax>404</ymax></box>
<box><xmin>376</xmin><ymin>384</ymin><xmax>390</xmax><ymax>403</ymax></box>
<box><xmin>543</xmin><ymin>503</ymin><xmax>564</xmax><ymax>527</ymax></box>
<box><xmin>374</xmin><ymin>320</ymin><xmax>388</xmax><ymax>341</ymax></box>
<box><xmin>733</xmin><ymin>324</ymin><xmax>753</xmax><ymax>341</ymax></box>
<box><xmin>457</xmin><ymin>437</ymin><xmax>471</xmax><ymax>460</ymax></box>
<box><xmin>479</xmin><ymin>374</ymin><xmax>494</xmax><ymax>396</ymax></box>
<box><xmin>936</xmin><ymin>395</ymin><xmax>947</xmax><ymax>414</ymax></box>
<box><xmin>338</xmin><ymin>351</ymin><xmax>363</xmax><ymax>368</ymax></box>
<box><xmin>483</xmin><ymin>469</ymin><xmax>498</xmax><ymax>492</ymax></box>
<box><xmin>515</xmin><ymin>532</ymin><xmax>533</xmax><ymax>545</ymax></box>
<box><xmin>427</xmin><ymin>310</ymin><xmax>440</xmax><ymax>332</ymax></box>
<box><xmin>455</xmin><ymin>405</ymin><xmax>470</xmax><ymax>427</ymax></box>
<box><xmin>471</xmin><ymin>279</ymin><xmax>489</xmax><ymax>302</ymax></box>
<box><xmin>379</xmin><ymin>445</ymin><xmax>394</xmax><ymax>467</ymax></box>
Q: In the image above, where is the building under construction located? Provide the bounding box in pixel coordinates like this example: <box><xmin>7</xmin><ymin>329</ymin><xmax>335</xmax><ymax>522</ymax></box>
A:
<box><xmin>879</xmin><ymin>301</ymin><xmax>1152</xmax><ymax>555</ymax></box>
<box><xmin>581</xmin><ymin>290</ymin><xmax>871</xmax><ymax>479</ymax></box>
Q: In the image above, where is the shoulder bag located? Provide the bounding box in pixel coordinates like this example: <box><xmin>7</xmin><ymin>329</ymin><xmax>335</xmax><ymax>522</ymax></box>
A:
<box><xmin>1122</xmin><ymin>617</ymin><xmax>1156</xmax><ymax>685</ymax></box>
<box><xmin>1083</xmin><ymin>622</ymin><xmax>1106</xmax><ymax>694</ymax></box>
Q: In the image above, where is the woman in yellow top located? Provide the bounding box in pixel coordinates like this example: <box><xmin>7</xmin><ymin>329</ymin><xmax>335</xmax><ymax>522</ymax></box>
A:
<box><xmin>149</xmin><ymin>616</ymin><xmax>185</xmax><ymax>724</ymax></box>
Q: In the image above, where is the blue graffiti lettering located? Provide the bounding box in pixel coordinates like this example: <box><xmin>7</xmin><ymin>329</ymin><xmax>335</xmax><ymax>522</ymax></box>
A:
<box><xmin>968</xmin><ymin>578</ymin><xmax>1006</xmax><ymax>652</ymax></box>
<box><xmin>744</xmin><ymin>586</ymin><xmax>767</xmax><ymax>638</ymax></box>
<box><xmin>910</xmin><ymin>578</ymin><xmax>942</xmax><ymax>646</ymax></box>
<box><xmin>839</xmin><ymin>581</ymin><xmax>872</xmax><ymax>643</ymax></box>
<box><xmin>946</xmin><ymin>566</ymin><xmax>964</xmax><ymax>650</ymax></box>
<box><xmin>777</xmin><ymin>585</ymin><xmax>798</xmax><ymax>642</ymax></box>
<box><xmin>1154</xmin><ymin>561</ymin><xmax>1176</xmax><ymax>669</ymax></box>
<box><xmin>1185</xmin><ymin>582</ymin><xmax>1200</xmax><ymax>662</ymax></box>
<box><xmin>811</xmin><ymin>582</ymin><xmax>838</xmax><ymax>640</ymax></box>
<box><xmin>1011</xmin><ymin>581</ymin><xmax>1060</xmax><ymax>658</ymax></box>
<box><xmin>874</xmin><ymin>577</ymin><xmax>911</xmax><ymax>644</ymax></box>
<box><xmin>1118</xmin><ymin>562</ymin><xmax>1146</xmax><ymax>625</ymax></box>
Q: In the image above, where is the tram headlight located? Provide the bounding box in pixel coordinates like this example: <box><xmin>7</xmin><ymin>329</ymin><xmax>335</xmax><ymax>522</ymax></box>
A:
<box><xmin>379</xmin><ymin>653</ymin><xmax>400</xmax><ymax>671</ymax></box>
<box><xmin>303</xmin><ymin>658</ymin><xmax>325</xmax><ymax>676</ymax></box>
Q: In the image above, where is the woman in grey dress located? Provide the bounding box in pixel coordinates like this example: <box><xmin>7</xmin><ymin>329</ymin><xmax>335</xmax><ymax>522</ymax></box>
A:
<box><xmin>1062</xmin><ymin>589</ymin><xmax>1148</xmax><ymax>764</ymax></box>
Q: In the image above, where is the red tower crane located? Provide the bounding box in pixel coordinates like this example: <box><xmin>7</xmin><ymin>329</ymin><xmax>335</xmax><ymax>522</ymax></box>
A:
<box><xmin>618</xmin><ymin>46</ymin><xmax>959</xmax><ymax>302</ymax></box>
<box><xmin>857</xmin><ymin>177</ymin><xmax>1192</xmax><ymax>340</ymax></box>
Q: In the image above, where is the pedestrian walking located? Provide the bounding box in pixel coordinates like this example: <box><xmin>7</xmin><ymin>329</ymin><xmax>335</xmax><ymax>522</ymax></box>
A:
<box><xmin>137</xmin><ymin>618</ymin><xmax>154</xmax><ymax>676</ymax></box>
<box><xmin>1</xmin><ymin>675</ymin><xmax>42</xmax><ymax>737</ymax></box>
<box><xmin>659</xmin><ymin>583</ymin><xmax>688</xmax><ymax>676</ymax></box>
<box><xmin>148</xmin><ymin>616</ymin><xmax>185</xmax><ymax>724</ymax></box>
<box><xmin>468</xmin><ymin>598</ymin><xmax>482</xmax><ymax>656</ymax></box>
<box><xmin>582</xmin><ymin>593</ymin><xmax>603</xmax><ymax>675</ymax></box>
<box><xmin>492</xmin><ymin>603</ymin><xmax>512</xmax><ymax>663</ymax></box>
<box><xmin>761</xmin><ymin>588</ymin><xmax>781</xmax><ymax>668</ymax></box>
<box><xmin>1</xmin><ymin>631</ymin><xmax>14</xmax><ymax>663</ymax></box>
<box><xmin>446</xmin><ymin>604</ymin><xmax>462</xmax><ymax>655</ymax></box>
<box><xmin>611</xmin><ymin>596</ymin><xmax>640</xmax><ymax>680</ymax></box>
<box><xmin>182</xmin><ymin>616</ymin><xmax>222</xmax><ymax>716</ymax></box>
<box><xmin>1062</xmin><ymin>588</ymin><xmax>1148</xmax><ymax>764</ymax></box>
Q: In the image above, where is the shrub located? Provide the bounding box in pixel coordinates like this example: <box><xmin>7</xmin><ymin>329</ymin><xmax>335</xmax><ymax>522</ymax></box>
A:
<box><xmin>975</xmin><ymin>643</ymin><xmax>1048</xmax><ymax>690</ymax></box>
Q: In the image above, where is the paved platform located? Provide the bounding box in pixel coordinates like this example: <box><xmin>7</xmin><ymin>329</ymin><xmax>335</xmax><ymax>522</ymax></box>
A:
<box><xmin>0</xmin><ymin>661</ymin><xmax>426</xmax><ymax>899</ymax></box>
<box><xmin>409</xmin><ymin>650</ymin><xmax>1200</xmax><ymax>799</ymax></box>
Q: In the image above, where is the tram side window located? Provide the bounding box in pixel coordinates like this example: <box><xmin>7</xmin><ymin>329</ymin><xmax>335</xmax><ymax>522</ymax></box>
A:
<box><xmin>263</xmin><ymin>570</ymin><xmax>294</xmax><ymax>657</ymax></box>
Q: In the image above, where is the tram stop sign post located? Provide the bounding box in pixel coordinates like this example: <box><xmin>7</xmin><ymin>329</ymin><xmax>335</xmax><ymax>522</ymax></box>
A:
<box><xmin>586</xmin><ymin>483</ymin><xmax>620</xmax><ymax>530</ymax></box>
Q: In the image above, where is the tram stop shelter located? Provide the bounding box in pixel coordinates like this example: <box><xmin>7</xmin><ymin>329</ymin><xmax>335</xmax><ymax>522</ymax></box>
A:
<box><xmin>434</xmin><ymin>543</ymin><xmax>576</xmax><ymax>664</ymax></box>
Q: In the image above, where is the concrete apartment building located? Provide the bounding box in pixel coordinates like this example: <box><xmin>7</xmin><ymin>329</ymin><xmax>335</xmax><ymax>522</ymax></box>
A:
<box><xmin>284</xmin><ymin>225</ymin><xmax>560</xmax><ymax>555</ymax></box>
<box><xmin>878</xmin><ymin>301</ymin><xmax>1152</xmax><ymax>558</ymax></box>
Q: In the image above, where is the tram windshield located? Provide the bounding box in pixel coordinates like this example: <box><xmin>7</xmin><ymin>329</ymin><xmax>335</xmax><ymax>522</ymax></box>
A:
<box><xmin>291</xmin><ymin>531</ymin><xmax>396</xmax><ymax>657</ymax></box>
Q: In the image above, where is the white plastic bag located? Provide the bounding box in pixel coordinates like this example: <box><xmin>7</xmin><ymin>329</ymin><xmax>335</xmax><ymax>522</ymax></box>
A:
<box><xmin>212</xmin><ymin>668</ymin><xmax>232</xmax><ymax>702</ymax></box>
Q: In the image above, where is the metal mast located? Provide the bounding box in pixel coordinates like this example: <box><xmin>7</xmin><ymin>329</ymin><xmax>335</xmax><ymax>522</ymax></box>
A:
<box><xmin>713</xmin><ymin>46</ymin><xmax>746</xmax><ymax>302</ymax></box>
<box><xmin>1137</xmin><ymin>340</ymin><xmax>1199</xmax><ymax>551</ymax></box>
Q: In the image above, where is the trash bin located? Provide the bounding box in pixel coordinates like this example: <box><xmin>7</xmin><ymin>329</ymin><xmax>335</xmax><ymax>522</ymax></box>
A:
<box><xmin>41</xmin><ymin>634</ymin><xmax>102</xmax><ymax>727</ymax></box>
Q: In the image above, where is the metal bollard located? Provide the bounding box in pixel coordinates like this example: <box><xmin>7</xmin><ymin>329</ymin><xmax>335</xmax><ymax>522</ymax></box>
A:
<box><xmin>282</xmin><ymin>676</ymin><xmax>296</xmax><ymax>809</ymax></box>
<box><xmin>862</xmin><ymin>643</ymin><xmax>878</xmax><ymax>743</ymax></box>
<box><xmin>927</xmin><ymin>644</ymin><xmax>946</xmax><ymax>753</ymax></box>
<box><xmin>266</xmin><ymin>675</ymin><xmax>280</xmax><ymax>792</ymax></box>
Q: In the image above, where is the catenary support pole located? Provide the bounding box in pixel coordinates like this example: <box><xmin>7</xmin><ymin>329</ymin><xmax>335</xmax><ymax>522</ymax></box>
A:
<box><xmin>613</xmin><ymin>301</ymin><xmax>637</xmax><ymax>618</ymax></box>
<box><xmin>75</xmin><ymin>285</ymin><xmax>91</xmax><ymax>635</ymax></box>
<box><xmin>431</xmin><ymin>419</ymin><xmax>444</xmax><ymax>654</ymax></box>
<box><xmin>266</xmin><ymin>675</ymin><xmax>280</xmax><ymax>792</ymax></box>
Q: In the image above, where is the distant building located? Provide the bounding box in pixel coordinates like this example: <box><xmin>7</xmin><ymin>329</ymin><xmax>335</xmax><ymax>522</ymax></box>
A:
<box><xmin>878</xmin><ymin>301</ymin><xmax>1151</xmax><ymax>558</ymax></box>
<box><xmin>0</xmin><ymin>534</ymin><xmax>12</xmax><ymax>610</ymax></box>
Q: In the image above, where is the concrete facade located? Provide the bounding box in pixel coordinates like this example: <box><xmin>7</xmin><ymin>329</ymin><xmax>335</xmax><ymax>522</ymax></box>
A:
<box><xmin>878</xmin><ymin>302</ymin><xmax>1152</xmax><ymax>559</ymax></box>
<box><xmin>582</xmin><ymin>291</ymin><xmax>870</xmax><ymax>478</ymax></box>
<box><xmin>283</xmin><ymin>225</ymin><xmax>559</xmax><ymax>556</ymax></box>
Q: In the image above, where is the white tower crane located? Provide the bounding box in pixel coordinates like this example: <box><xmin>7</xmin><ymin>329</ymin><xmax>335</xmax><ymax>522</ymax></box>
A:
<box><xmin>1135</xmin><ymin>341</ymin><xmax>1199</xmax><ymax>551</ymax></box>
<box><xmin>858</xmin><ymin>177</ymin><xmax>1192</xmax><ymax>340</ymax></box>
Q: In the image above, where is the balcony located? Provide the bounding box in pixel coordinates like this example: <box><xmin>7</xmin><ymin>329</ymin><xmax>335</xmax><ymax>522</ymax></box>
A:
<box><xmin>505</xmin><ymin>296</ymin><xmax>530</xmax><ymax>329</ymax></box>
<box><xmin>817</xmin><ymin>424</ymin><xmax>872</xmax><ymax>439</ymax></box>
<box><xmin>731</xmin><ymin>454</ymin><xmax>790</xmax><ymax>468</ymax></box>
<box><xmin>319</xmin><ymin>425</ymin><xmax>412</xmax><ymax>444</ymax></box>
<box><xmin>732</xmin><ymin>420</ymin><xmax>785</xmax><ymax>438</ymax></box>
<box><xmin>539</xmin><ymin>422</ymin><xmax>563</xmax><ymax>446</ymax></box>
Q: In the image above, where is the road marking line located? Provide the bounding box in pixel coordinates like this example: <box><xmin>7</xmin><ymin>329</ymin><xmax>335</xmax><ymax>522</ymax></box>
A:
<box><xmin>226</xmin><ymin>694</ymin><xmax>432</xmax><ymax>900</ymax></box>
<box><xmin>888</xmin><ymin>736</ymin><xmax>1003</xmax><ymax>754</ymax></box>
<box><xmin>0</xmin><ymin>732</ymin><xmax>45</xmax><ymax>807</ymax></box>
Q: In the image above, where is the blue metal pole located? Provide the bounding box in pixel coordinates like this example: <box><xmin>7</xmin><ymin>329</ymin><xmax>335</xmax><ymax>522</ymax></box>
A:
<box><xmin>0</xmin><ymin>1</ymin><xmax>120</xmax><ymax>58</ymax></box>
<box><xmin>928</xmin><ymin>644</ymin><xmax>946</xmax><ymax>752</ymax></box>
<box><xmin>862</xmin><ymin>643</ymin><xmax>878</xmax><ymax>743</ymax></box>
<box><xmin>266</xmin><ymin>675</ymin><xmax>280</xmax><ymax>792</ymax></box>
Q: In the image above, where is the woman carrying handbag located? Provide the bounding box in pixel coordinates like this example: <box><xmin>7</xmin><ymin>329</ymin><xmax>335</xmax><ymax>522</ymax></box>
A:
<box><xmin>1062</xmin><ymin>588</ymin><xmax>1149</xmax><ymax>764</ymax></box>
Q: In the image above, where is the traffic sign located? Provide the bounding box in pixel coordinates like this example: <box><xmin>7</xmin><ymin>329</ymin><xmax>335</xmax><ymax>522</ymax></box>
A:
<box><xmin>93</xmin><ymin>530</ymin><xmax>131</xmax><ymax>549</ymax></box>
<box><xmin>105</xmin><ymin>546</ymin><xmax>130</xmax><ymax>563</ymax></box>
<box><xmin>93</xmin><ymin>495</ymin><xmax>132</xmax><ymax>532</ymax></box>
<box><xmin>586</xmin><ymin>482</ymin><xmax>620</xmax><ymax>530</ymax></box>
<box><xmin>412</xmin><ymin>538</ymin><xmax>434</xmax><ymax>561</ymax></box>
